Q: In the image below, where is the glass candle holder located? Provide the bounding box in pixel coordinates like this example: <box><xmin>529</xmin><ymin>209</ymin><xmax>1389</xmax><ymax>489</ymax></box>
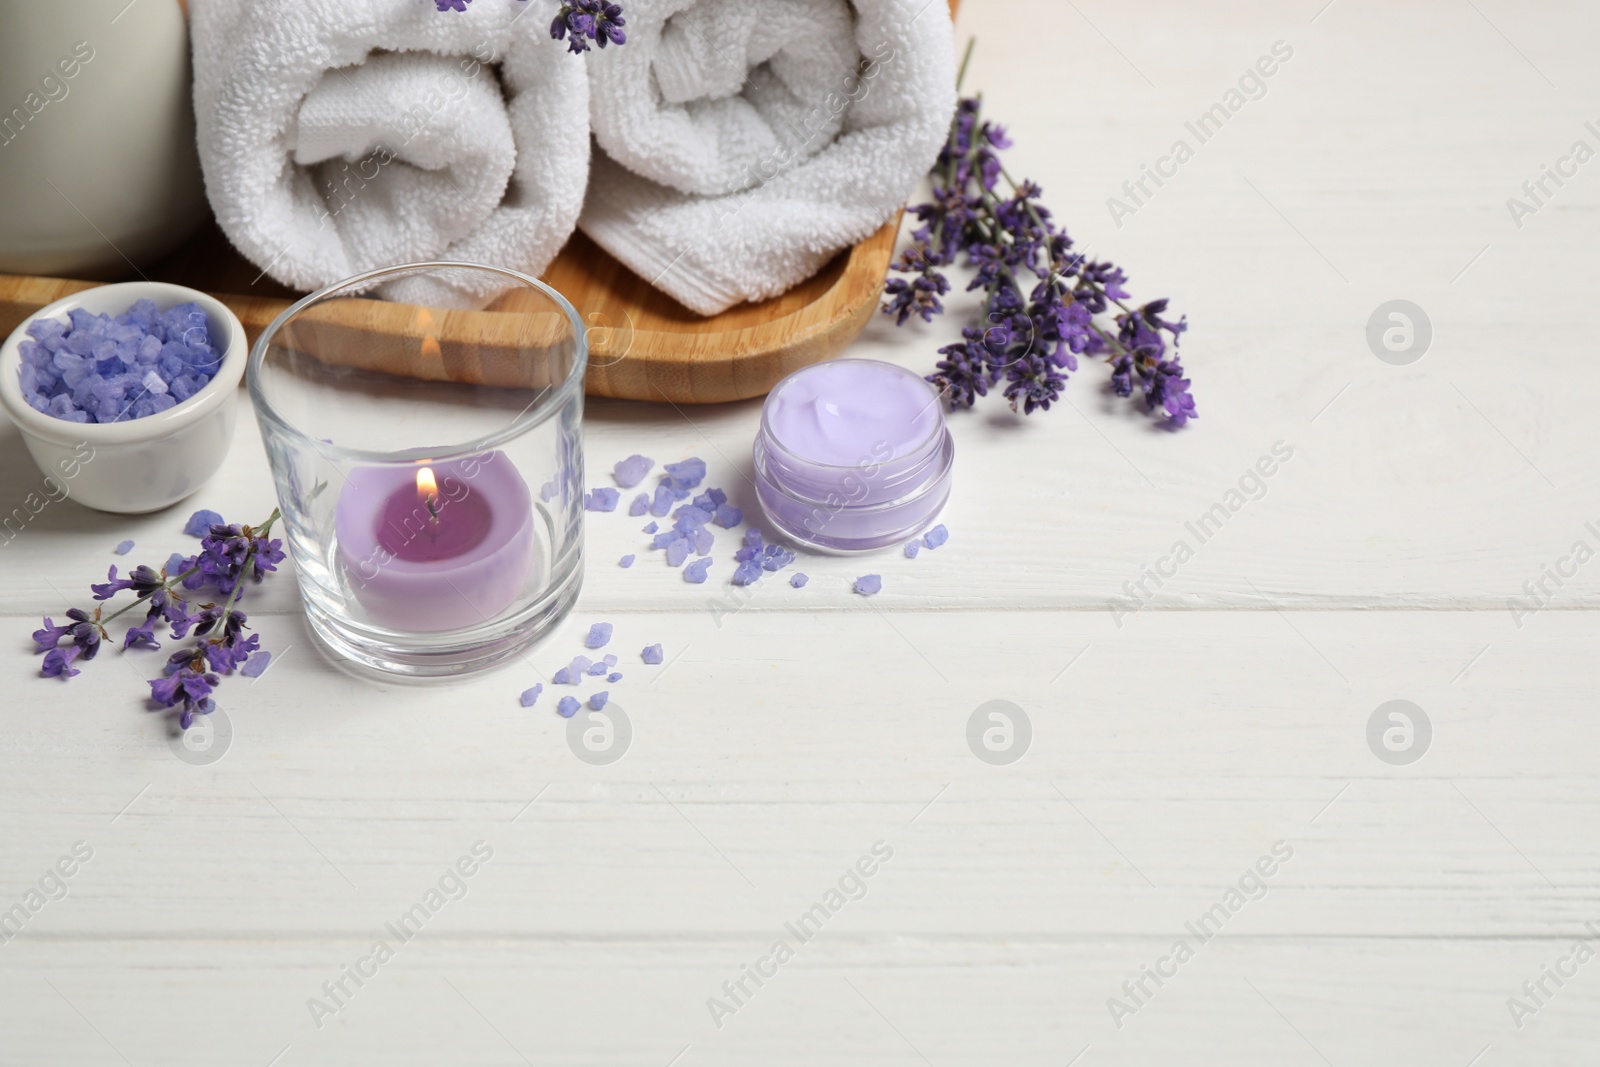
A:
<box><xmin>752</xmin><ymin>359</ymin><xmax>953</xmax><ymax>553</ymax></box>
<box><xmin>246</xmin><ymin>263</ymin><xmax>586</xmax><ymax>677</ymax></box>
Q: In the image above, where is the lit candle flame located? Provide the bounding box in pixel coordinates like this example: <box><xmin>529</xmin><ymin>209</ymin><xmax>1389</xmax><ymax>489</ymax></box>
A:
<box><xmin>417</xmin><ymin>466</ymin><xmax>440</xmax><ymax>521</ymax></box>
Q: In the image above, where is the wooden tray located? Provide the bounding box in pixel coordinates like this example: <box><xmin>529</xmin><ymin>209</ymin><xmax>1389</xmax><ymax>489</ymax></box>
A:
<box><xmin>0</xmin><ymin>0</ymin><xmax>956</xmax><ymax>405</ymax></box>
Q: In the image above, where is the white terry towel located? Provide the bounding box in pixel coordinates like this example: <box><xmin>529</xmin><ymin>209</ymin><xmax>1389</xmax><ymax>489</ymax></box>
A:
<box><xmin>191</xmin><ymin>0</ymin><xmax>589</xmax><ymax>304</ymax></box>
<box><xmin>578</xmin><ymin>0</ymin><xmax>956</xmax><ymax>316</ymax></box>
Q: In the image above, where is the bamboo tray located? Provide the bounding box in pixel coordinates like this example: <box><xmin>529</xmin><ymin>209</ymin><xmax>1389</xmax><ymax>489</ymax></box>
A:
<box><xmin>0</xmin><ymin>0</ymin><xmax>963</xmax><ymax>406</ymax></box>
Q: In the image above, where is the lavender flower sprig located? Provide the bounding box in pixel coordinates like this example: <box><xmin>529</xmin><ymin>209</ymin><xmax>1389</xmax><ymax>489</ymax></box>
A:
<box><xmin>884</xmin><ymin>43</ymin><xmax>1194</xmax><ymax>425</ymax></box>
<box><xmin>430</xmin><ymin>0</ymin><xmax>628</xmax><ymax>54</ymax></box>
<box><xmin>33</xmin><ymin>511</ymin><xmax>285</xmax><ymax>730</ymax></box>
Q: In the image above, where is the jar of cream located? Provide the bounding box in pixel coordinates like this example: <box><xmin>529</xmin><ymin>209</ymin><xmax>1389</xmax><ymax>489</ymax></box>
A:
<box><xmin>752</xmin><ymin>359</ymin><xmax>954</xmax><ymax>553</ymax></box>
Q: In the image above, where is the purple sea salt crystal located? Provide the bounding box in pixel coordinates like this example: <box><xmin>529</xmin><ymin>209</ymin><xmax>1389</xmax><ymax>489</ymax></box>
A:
<box><xmin>732</xmin><ymin>560</ymin><xmax>763</xmax><ymax>586</ymax></box>
<box><xmin>760</xmin><ymin>545</ymin><xmax>796</xmax><ymax>572</ymax></box>
<box><xmin>904</xmin><ymin>540</ymin><xmax>921</xmax><ymax>558</ymax></box>
<box><xmin>692</xmin><ymin>488</ymin><xmax>727</xmax><ymax>511</ymax></box>
<box><xmin>613</xmin><ymin>454</ymin><xmax>654</xmax><ymax>488</ymax></box>
<box><xmin>665</xmin><ymin>539</ymin><xmax>690</xmax><ymax>567</ymax></box>
<box><xmin>586</xmin><ymin>623</ymin><xmax>613</xmax><ymax>649</ymax></box>
<box><xmin>603</xmin><ymin>654</ymin><xmax>618</xmax><ymax>666</ymax></box>
<box><xmin>607</xmin><ymin>672</ymin><xmax>623</xmax><ymax>682</ymax></box>
<box><xmin>520</xmin><ymin>684</ymin><xmax>543</xmax><ymax>707</ymax></box>
<box><xmin>553</xmin><ymin>666</ymin><xmax>573</xmax><ymax>684</ymax></box>
<box><xmin>240</xmin><ymin>650</ymin><xmax>272</xmax><ymax>678</ymax></box>
<box><xmin>19</xmin><ymin>300</ymin><xmax>219</xmax><ymax>424</ymax></box>
<box><xmin>790</xmin><ymin>573</ymin><xmax>808</xmax><ymax>588</ymax></box>
<box><xmin>584</xmin><ymin>488</ymin><xmax>620</xmax><ymax>512</ymax></box>
<box><xmin>922</xmin><ymin>524</ymin><xmax>949</xmax><ymax>549</ymax></box>
<box><xmin>588</xmin><ymin>661</ymin><xmax>609</xmax><ymax>676</ymax></box>
<box><xmin>641</xmin><ymin>643</ymin><xmax>663</xmax><ymax>664</ymax></box>
<box><xmin>661</xmin><ymin>457</ymin><xmax>707</xmax><ymax>490</ymax></box>
<box><xmin>619</xmin><ymin>554</ymin><xmax>635</xmax><ymax>568</ymax></box>
<box><xmin>652</xmin><ymin>530</ymin><xmax>685</xmax><ymax>550</ymax></box>
<box><xmin>558</xmin><ymin>695</ymin><xmax>581</xmax><ymax>717</ymax></box>
<box><xmin>650</xmin><ymin>484</ymin><xmax>676</xmax><ymax>517</ymax></box>
<box><xmin>854</xmin><ymin>574</ymin><xmax>883</xmax><ymax>596</ymax></box>
<box><xmin>673</xmin><ymin>504</ymin><xmax>713</xmax><ymax>529</ymax></box>
<box><xmin>629</xmin><ymin>493</ymin><xmax>650</xmax><ymax>516</ymax></box>
<box><xmin>684</xmin><ymin>558</ymin><xmax>712</xmax><ymax>583</ymax></box>
<box><xmin>712</xmin><ymin>504</ymin><xmax>742</xmax><ymax>528</ymax></box>
<box><xmin>184</xmin><ymin>509</ymin><xmax>224</xmax><ymax>537</ymax></box>
<box><xmin>693</xmin><ymin>528</ymin><xmax>714</xmax><ymax>555</ymax></box>
<box><xmin>589</xmin><ymin>691</ymin><xmax>609</xmax><ymax>711</ymax></box>
<box><xmin>114</xmin><ymin>540</ymin><xmax>135</xmax><ymax>555</ymax></box>
<box><xmin>643</xmin><ymin>521</ymin><xmax>659</xmax><ymax>534</ymax></box>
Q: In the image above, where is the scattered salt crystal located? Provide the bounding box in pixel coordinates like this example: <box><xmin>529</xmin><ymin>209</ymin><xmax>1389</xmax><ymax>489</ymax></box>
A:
<box><xmin>619</xmin><ymin>554</ymin><xmax>635</xmax><ymax>568</ymax></box>
<box><xmin>684</xmin><ymin>557</ymin><xmax>712</xmax><ymax>583</ymax></box>
<box><xmin>641</xmin><ymin>644</ymin><xmax>664</xmax><ymax>664</ymax></box>
<box><xmin>519</xmin><ymin>684</ymin><xmax>543</xmax><ymax>707</ymax></box>
<box><xmin>643</xmin><ymin>521</ymin><xmax>659</xmax><ymax>534</ymax></box>
<box><xmin>854</xmin><ymin>574</ymin><xmax>883</xmax><ymax>596</ymax></box>
<box><xmin>693</xmin><ymin>528</ymin><xmax>714</xmax><ymax>555</ymax></box>
<box><xmin>589</xmin><ymin>691</ymin><xmax>609</xmax><ymax>710</ymax></box>
<box><xmin>184</xmin><ymin>509</ymin><xmax>223</xmax><ymax>536</ymax></box>
<box><xmin>693</xmin><ymin>488</ymin><xmax>728</xmax><ymax>511</ymax></box>
<box><xmin>586</xmin><ymin>623</ymin><xmax>613</xmax><ymax>649</ymax></box>
<box><xmin>113</xmin><ymin>539</ymin><xmax>134</xmax><ymax>555</ymax></box>
<box><xmin>588</xmin><ymin>662</ymin><xmax>609</xmax><ymax>676</ymax></box>
<box><xmin>665</xmin><ymin>539</ymin><xmax>690</xmax><ymax>567</ymax></box>
<box><xmin>712</xmin><ymin>504</ymin><xmax>742</xmax><ymax>528</ymax></box>
<box><xmin>558</xmin><ymin>696</ymin><xmax>580</xmax><ymax>718</ymax></box>
<box><xmin>553</xmin><ymin>666</ymin><xmax>574</xmax><ymax>685</ymax></box>
<box><xmin>790</xmin><ymin>573</ymin><xmax>809</xmax><ymax>588</ymax></box>
<box><xmin>662</xmin><ymin>457</ymin><xmax>707</xmax><ymax>489</ymax></box>
<box><xmin>602</xmin><ymin>654</ymin><xmax>617</xmax><ymax>666</ymax></box>
<box><xmin>732</xmin><ymin>560</ymin><xmax>763</xmax><ymax>586</ymax></box>
<box><xmin>607</xmin><ymin>672</ymin><xmax>623</xmax><ymax>682</ymax></box>
<box><xmin>584</xmin><ymin>488</ymin><xmax>620</xmax><ymax>512</ymax></box>
<box><xmin>922</xmin><ymin>524</ymin><xmax>949</xmax><ymax>549</ymax></box>
<box><xmin>613</xmin><ymin>454</ymin><xmax>655</xmax><ymax>488</ymax></box>
<box><xmin>241</xmin><ymin>650</ymin><xmax>272</xmax><ymax>678</ymax></box>
<box><xmin>904</xmin><ymin>540</ymin><xmax>921</xmax><ymax>559</ymax></box>
<box><xmin>650</xmin><ymin>484</ymin><xmax>676</xmax><ymax>517</ymax></box>
<box><xmin>629</xmin><ymin>493</ymin><xmax>650</xmax><ymax>516</ymax></box>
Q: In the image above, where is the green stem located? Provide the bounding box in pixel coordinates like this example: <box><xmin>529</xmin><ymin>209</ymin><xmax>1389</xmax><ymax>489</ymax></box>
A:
<box><xmin>955</xmin><ymin>37</ymin><xmax>976</xmax><ymax>93</ymax></box>
<box><xmin>95</xmin><ymin>509</ymin><xmax>281</xmax><ymax>631</ymax></box>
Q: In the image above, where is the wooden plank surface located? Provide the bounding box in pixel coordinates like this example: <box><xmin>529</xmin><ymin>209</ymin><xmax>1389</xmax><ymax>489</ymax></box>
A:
<box><xmin>3</xmin><ymin>1</ymin><xmax>1599</xmax><ymax>1064</ymax></box>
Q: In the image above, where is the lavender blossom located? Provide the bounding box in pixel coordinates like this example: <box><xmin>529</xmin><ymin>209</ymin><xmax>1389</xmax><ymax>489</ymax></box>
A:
<box><xmin>884</xmin><ymin>45</ymin><xmax>1194</xmax><ymax>426</ymax></box>
<box><xmin>31</xmin><ymin>509</ymin><xmax>284</xmax><ymax>730</ymax></box>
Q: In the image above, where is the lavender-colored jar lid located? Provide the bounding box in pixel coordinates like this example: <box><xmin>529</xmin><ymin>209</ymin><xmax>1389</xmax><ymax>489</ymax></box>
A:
<box><xmin>752</xmin><ymin>359</ymin><xmax>953</xmax><ymax>553</ymax></box>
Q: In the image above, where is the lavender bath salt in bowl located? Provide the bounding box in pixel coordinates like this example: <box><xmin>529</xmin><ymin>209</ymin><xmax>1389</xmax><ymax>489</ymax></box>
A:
<box><xmin>0</xmin><ymin>282</ymin><xmax>246</xmax><ymax>513</ymax></box>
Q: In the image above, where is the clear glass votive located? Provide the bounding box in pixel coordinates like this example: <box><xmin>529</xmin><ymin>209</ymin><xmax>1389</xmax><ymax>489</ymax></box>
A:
<box><xmin>246</xmin><ymin>263</ymin><xmax>586</xmax><ymax>677</ymax></box>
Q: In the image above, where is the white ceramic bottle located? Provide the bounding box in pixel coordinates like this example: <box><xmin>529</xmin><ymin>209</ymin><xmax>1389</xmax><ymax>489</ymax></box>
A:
<box><xmin>0</xmin><ymin>0</ymin><xmax>207</xmax><ymax>278</ymax></box>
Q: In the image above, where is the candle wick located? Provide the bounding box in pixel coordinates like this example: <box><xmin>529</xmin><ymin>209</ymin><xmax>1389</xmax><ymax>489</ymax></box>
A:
<box><xmin>426</xmin><ymin>496</ymin><xmax>441</xmax><ymax>522</ymax></box>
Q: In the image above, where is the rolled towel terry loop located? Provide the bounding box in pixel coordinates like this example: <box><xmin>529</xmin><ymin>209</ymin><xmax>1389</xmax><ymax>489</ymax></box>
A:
<box><xmin>191</xmin><ymin>0</ymin><xmax>590</xmax><ymax>305</ymax></box>
<box><xmin>579</xmin><ymin>0</ymin><xmax>956</xmax><ymax>316</ymax></box>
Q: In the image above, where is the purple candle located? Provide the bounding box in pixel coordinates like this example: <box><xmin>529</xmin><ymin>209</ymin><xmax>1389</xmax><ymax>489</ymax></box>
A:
<box><xmin>752</xmin><ymin>359</ymin><xmax>954</xmax><ymax>553</ymax></box>
<box><xmin>335</xmin><ymin>451</ymin><xmax>535</xmax><ymax>632</ymax></box>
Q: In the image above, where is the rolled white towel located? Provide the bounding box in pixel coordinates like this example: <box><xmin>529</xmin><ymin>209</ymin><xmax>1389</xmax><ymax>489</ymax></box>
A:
<box><xmin>579</xmin><ymin>0</ymin><xmax>955</xmax><ymax>316</ymax></box>
<box><xmin>191</xmin><ymin>0</ymin><xmax>590</xmax><ymax>304</ymax></box>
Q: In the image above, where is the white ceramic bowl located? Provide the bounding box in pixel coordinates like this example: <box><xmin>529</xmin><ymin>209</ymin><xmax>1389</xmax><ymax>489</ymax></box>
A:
<box><xmin>0</xmin><ymin>282</ymin><xmax>247</xmax><ymax>514</ymax></box>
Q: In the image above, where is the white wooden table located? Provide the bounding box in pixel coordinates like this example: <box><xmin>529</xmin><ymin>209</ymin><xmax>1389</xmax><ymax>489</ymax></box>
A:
<box><xmin>4</xmin><ymin>1</ymin><xmax>1598</xmax><ymax>1063</ymax></box>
